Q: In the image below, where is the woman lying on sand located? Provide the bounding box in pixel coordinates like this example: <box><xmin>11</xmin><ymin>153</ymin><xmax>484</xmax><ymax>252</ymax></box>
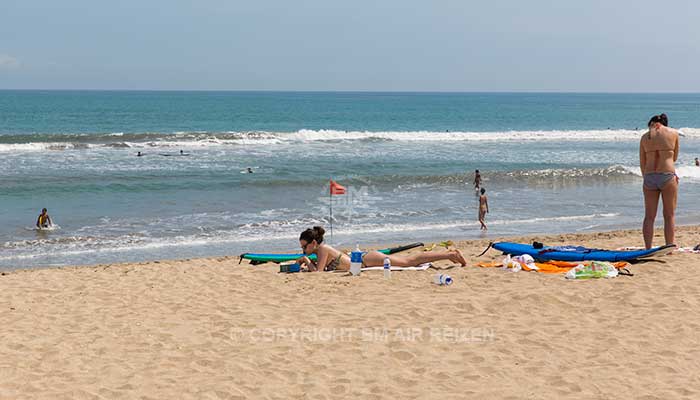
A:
<box><xmin>296</xmin><ymin>226</ymin><xmax>467</xmax><ymax>272</ymax></box>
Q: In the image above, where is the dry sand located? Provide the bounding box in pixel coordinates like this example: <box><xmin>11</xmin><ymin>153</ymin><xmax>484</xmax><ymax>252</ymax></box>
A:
<box><xmin>2</xmin><ymin>226</ymin><xmax>700</xmax><ymax>399</ymax></box>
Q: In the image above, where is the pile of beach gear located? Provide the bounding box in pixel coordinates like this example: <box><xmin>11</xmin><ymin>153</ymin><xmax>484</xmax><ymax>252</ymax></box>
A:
<box><xmin>476</xmin><ymin>241</ymin><xmax>676</xmax><ymax>279</ymax></box>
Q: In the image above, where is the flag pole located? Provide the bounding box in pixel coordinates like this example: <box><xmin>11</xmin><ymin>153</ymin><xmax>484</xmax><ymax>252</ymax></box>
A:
<box><xmin>329</xmin><ymin>179</ymin><xmax>333</xmax><ymax>243</ymax></box>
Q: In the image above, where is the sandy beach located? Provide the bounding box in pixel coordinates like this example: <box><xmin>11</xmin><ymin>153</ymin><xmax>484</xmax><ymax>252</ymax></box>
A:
<box><xmin>2</xmin><ymin>225</ymin><xmax>700</xmax><ymax>399</ymax></box>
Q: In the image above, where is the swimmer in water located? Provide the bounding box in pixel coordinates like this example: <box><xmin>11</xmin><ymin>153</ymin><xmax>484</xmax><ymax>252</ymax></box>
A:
<box><xmin>36</xmin><ymin>208</ymin><xmax>53</xmax><ymax>229</ymax></box>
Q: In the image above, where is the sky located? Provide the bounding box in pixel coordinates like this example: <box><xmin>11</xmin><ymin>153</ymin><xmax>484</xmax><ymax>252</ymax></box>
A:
<box><xmin>1</xmin><ymin>0</ymin><xmax>699</xmax><ymax>92</ymax></box>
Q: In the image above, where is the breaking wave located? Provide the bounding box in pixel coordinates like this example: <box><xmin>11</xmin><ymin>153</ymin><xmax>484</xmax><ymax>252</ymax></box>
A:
<box><xmin>2</xmin><ymin>128</ymin><xmax>699</xmax><ymax>152</ymax></box>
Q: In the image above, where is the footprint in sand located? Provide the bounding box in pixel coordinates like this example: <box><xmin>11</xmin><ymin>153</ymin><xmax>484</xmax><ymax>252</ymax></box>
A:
<box><xmin>331</xmin><ymin>385</ymin><xmax>348</xmax><ymax>395</ymax></box>
<box><xmin>395</xmin><ymin>376</ymin><xmax>418</xmax><ymax>387</ymax></box>
<box><xmin>434</xmin><ymin>372</ymin><xmax>451</xmax><ymax>380</ymax></box>
<box><xmin>392</xmin><ymin>350</ymin><xmax>416</xmax><ymax>361</ymax></box>
<box><xmin>469</xmin><ymin>355</ymin><xmax>486</xmax><ymax>363</ymax></box>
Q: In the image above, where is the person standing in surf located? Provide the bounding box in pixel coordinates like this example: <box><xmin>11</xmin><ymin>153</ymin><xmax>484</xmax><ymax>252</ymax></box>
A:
<box><xmin>478</xmin><ymin>188</ymin><xmax>489</xmax><ymax>230</ymax></box>
<box><xmin>639</xmin><ymin>113</ymin><xmax>679</xmax><ymax>249</ymax></box>
<box><xmin>36</xmin><ymin>208</ymin><xmax>53</xmax><ymax>229</ymax></box>
<box><xmin>473</xmin><ymin>169</ymin><xmax>481</xmax><ymax>191</ymax></box>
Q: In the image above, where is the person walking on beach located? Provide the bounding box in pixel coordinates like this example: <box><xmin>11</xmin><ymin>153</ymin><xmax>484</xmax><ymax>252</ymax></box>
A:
<box><xmin>36</xmin><ymin>208</ymin><xmax>53</xmax><ymax>229</ymax></box>
<box><xmin>695</xmin><ymin>157</ymin><xmax>699</xmax><ymax>166</ymax></box>
<box><xmin>639</xmin><ymin>113</ymin><xmax>679</xmax><ymax>249</ymax></box>
<box><xmin>296</xmin><ymin>226</ymin><xmax>467</xmax><ymax>272</ymax></box>
<box><xmin>478</xmin><ymin>188</ymin><xmax>489</xmax><ymax>230</ymax></box>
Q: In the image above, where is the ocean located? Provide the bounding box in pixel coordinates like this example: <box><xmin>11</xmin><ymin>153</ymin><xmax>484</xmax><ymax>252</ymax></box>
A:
<box><xmin>1</xmin><ymin>91</ymin><xmax>700</xmax><ymax>269</ymax></box>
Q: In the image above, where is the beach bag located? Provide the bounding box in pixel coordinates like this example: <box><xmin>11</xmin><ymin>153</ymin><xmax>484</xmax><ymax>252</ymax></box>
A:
<box><xmin>565</xmin><ymin>261</ymin><xmax>618</xmax><ymax>279</ymax></box>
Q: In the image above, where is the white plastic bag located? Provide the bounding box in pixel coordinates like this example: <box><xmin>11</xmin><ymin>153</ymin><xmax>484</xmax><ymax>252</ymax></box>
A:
<box><xmin>501</xmin><ymin>255</ymin><xmax>522</xmax><ymax>272</ymax></box>
<box><xmin>513</xmin><ymin>254</ymin><xmax>537</xmax><ymax>271</ymax></box>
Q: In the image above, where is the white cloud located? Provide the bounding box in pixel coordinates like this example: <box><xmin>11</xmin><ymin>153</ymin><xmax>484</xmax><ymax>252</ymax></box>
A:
<box><xmin>0</xmin><ymin>54</ymin><xmax>21</xmax><ymax>69</ymax></box>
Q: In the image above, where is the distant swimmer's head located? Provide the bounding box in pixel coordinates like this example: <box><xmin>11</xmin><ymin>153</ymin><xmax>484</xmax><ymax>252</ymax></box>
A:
<box><xmin>480</xmin><ymin>188</ymin><xmax>486</xmax><ymax>195</ymax></box>
<box><xmin>299</xmin><ymin>226</ymin><xmax>325</xmax><ymax>254</ymax></box>
<box><xmin>247</xmin><ymin>167</ymin><xmax>253</xmax><ymax>173</ymax></box>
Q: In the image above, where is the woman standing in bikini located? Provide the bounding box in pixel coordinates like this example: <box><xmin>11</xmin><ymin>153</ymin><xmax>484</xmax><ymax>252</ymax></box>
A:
<box><xmin>639</xmin><ymin>113</ymin><xmax>679</xmax><ymax>249</ymax></box>
<box><xmin>296</xmin><ymin>226</ymin><xmax>467</xmax><ymax>272</ymax></box>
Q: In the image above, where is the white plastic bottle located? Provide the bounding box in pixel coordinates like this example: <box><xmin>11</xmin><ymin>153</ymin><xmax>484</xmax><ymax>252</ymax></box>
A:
<box><xmin>350</xmin><ymin>244</ymin><xmax>363</xmax><ymax>276</ymax></box>
<box><xmin>432</xmin><ymin>273</ymin><xmax>453</xmax><ymax>286</ymax></box>
<box><xmin>383</xmin><ymin>257</ymin><xmax>391</xmax><ymax>279</ymax></box>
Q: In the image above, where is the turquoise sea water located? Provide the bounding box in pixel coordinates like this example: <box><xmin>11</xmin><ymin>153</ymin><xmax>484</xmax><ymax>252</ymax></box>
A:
<box><xmin>1</xmin><ymin>91</ymin><xmax>700</xmax><ymax>269</ymax></box>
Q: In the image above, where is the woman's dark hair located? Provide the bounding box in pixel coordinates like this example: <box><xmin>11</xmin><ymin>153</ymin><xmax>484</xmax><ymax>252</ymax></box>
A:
<box><xmin>480</xmin><ymin>188</ymin><xmax>486</xmax><ymax>194</ymax></box>
<box><xmin>648</xmin><ymin>113</ymin><xmax>668</xmax><ymax>127</ymax></box>
<box><xmin>300</xmin><ymin>226</ymin><xmax>325</xmax><ymax>244</ymax></box>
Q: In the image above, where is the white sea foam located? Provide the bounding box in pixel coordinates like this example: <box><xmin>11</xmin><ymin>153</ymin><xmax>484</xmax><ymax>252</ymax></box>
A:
<box><xmin>287</xmin><ymin>128</ymin><xmax>700</xmax><ymax>143</ymax></box>
<box><xmin>2</xmin><ymin>128</ymin><xmax>699</xmax><ymax>152</ymax></box>
<box><xmin>0</xmin><ymin>212</ymin><xmax>622</xmax><ymax>263</ymax></box>
<box><xmin>618</xmin><ymin>165</ymin><xmax>642</xmax><ymax>177</ymax></box>
<box><xmin>0</xmin><ymin>142</ymin><xmax>98</xmax><ymax>152</ymax></box>
<box><xmin>334</xmin><ymin>213</ymin><xmax>620</xmax><ymax>234</ymax></box>
<box><xmin>619</xmin><ymin>165</ymin><xmax>700</xmax><ymax>180</ymax></box>
<box><xmin>676</xmin><ymin>166</ymin><xmax>700</xmax><ymax>180</ymax></box>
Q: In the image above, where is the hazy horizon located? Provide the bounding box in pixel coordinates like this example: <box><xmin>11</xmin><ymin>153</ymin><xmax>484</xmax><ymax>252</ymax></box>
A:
<box><xmin>2</xmin><ymin>0</ymin><xmax>699</xmax><ymax>92</ymax></box>
<box><xmin>3</xmin><ymin>89</ymin><xmax>700</xmax><ymax>94</ymax></box>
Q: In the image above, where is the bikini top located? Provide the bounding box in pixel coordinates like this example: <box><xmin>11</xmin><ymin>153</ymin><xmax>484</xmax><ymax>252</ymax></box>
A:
<box><xmin>324</xmin><ymin>253</ymin><xmax>344</xmax><ymax>271</ymax></box>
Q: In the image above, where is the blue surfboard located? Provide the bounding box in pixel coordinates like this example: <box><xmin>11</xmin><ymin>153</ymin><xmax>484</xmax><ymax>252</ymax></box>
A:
<box><xmin>491</xmin><ymin>242</ymin><xmax>675</xmax><ymax>262</ymax></box>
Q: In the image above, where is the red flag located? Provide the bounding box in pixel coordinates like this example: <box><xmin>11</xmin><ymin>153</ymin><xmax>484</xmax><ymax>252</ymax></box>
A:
<box><xmin>330</xmin><ymin>180</ymin><xmax>346</xmax><ymax>195</ymax></box>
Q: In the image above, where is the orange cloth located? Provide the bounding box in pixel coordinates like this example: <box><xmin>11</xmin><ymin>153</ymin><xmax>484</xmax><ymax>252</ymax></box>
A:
<box><xmin>475</xmin><ymin>260</ymin><xmax>630</xmax><ymax>274</ymax></box>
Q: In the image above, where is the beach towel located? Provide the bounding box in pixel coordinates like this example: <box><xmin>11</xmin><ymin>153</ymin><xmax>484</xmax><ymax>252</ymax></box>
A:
<box><xmin>475</xmin><ymin>260</ymin><xmax>631</xmax><ymax>274</ymax></box>
<box><xmin>619</xmin><ymin>245</ymin><xmax>700</xmax><ymax>254</ymax></box>
<box><xmin>676</xmin><ymin>247</ymin><xmax>700</xmax><ymax>254</ymax></box>
<box><xmin>360</xmin><ymin>263</ymin><xmax>432</xmax><ymax>271</ymax></box>
<box><xmin>565</xmin><ymin>261</ymin><xmax>619</xmax><ymax>279</ymax></box>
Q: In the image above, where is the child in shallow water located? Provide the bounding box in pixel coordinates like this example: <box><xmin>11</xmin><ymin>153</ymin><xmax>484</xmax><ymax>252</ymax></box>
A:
<box><xmin>36</xmin><ymin>208</ymin><xmax>52</xmax><ymax>229</ymax></box>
